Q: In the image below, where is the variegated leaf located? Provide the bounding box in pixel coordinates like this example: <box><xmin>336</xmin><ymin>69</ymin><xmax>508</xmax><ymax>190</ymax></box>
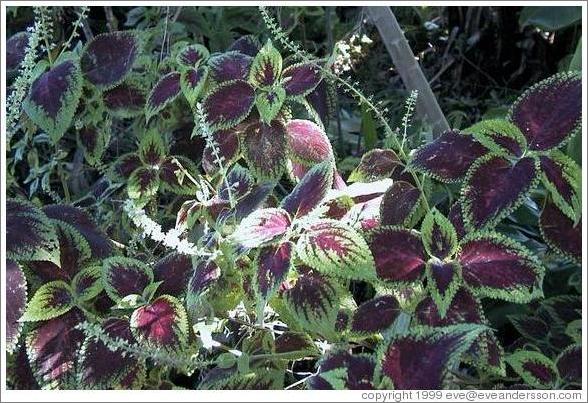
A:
<box><xmin>420</xmin><ymin>208</ymin><xmax>459</xmax><ymax>260</ymax></box>
<box><xmin>145</xmin><ymin>72</ymin><xmax>182</xmax><ymax>122</ymax></box>
<box><xmin>281</xmin><ymin>160</ymin><xmax>333</xmax><ymax>218</ymax></box>
<box><xmin>231</xmin><ymin>208</ymin><xmax>291</xmax><ymax>248</ymax></box>
<box><xmin>506</xmin><ymin>350</ymin><xmax>557</xmax><ymax>389</ymax></box>
<box><xmin>282</xmin><ymin>62</ymin><xmax>322</xmax><ymax>97</ymax></box>
<box><xmin>102</xmin><ymin>256</ymin><xmax>154</xmax><ymax>302</ymax></box>
<box><xmin>7</xmin><ymin>259</ymin><xmax>27</xmax><ymax>353</ymax></box>
<box><xmin>242</xmin><ymin>119</ymin><xmax>288</xmax><ymax>180</ymax></box>
<box><xmin>203</xmin><ymin>80</ymin><xmax>255</xmax><ymax>130</ymax></box>
<box><xmin>255</xmin><ymin>86</ymin><xmax>286</xmax><ymax>123</ymax></box>
<box><xmin>349</xmin><ymin>149</ymin><xmax>401</xmax><ymax>183</ymax></box>
<box><xmin>249</xmin><ymin>40</ymin><xmax>282</xmax><ymax>87</ymax></box>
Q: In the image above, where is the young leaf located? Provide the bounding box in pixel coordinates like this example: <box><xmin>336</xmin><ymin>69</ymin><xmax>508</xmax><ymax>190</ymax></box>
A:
<box><xmin>7</xmin><ymin>259</ymin><xmax>27</xmax><ymax>353</ymax></box>
<box><xmin>231</xmin><ymin>208</ymin><xmax>291</xmax><ymax>248</ymax></box>
<box><xmin>539</xmin><ymin>152</ymin><xmax>581</xmax><ymax>222</ymax></box>
<box><xmin>181</xmin><ymin>66</ymin><xmax>208</xmax><ymax>107</ymax></box>
<box><xmin>350</xmin><ymin>295</ymin><xmax>401</xmax><ymax>335</ymax></box>
<box><xmin>458</xmin><ymin>232</ymin><xmax>544</xmax><ymax>302</ymax></box>
<box><xmin>255</xmin><ymin>86</ymin><xmax>286</xmax><ymax>123</ymax></box>
<box><xmin>139</xmin><ymin>129</ymin><xmax>166</xmax><ymax>166</ymax></box>
<box><xmin>145</xmin><ymin>72</ymin><xmax>182</xmax><ymax>122</ymax></box>
<box><xmin>23</xmin><ymin>58</ymin><xmax>83</xmax><ymax>143</ymax></box>
<box><xmin>281</xmin><ymin>62</ymin><xmax>322</xmax><ymax>97</ymax></box>
<box><xmin>506</xmin><ymin>350</ymin><xmax>557</xmax><ymax>389</ymax></box>
<box><xmin>420</xmin><ymin>208</ymin><xmax>459</xmax><ymax>259</ymax></box>
<box><xmin>130</xmin><ymin>295</ymin><xmax>188</xmax><ymax>350</ymax></box>
<box><xmin>255</xmin><ymin>241</ymin><xmax>293</xmax><ymax>300</ymax></box>
<box><xmin>296</xmin><ymin>220</ymin><xmax>376</xmax><ymax>281</ymax></box>
<box><xmin>127</xmin><ymin>167</ymin><xmax>160</xmax><ymax>200</ymax></box>
<box><xmin>281</xmin><ymin>160</ymin><xmax>333</xmax><ymax>218</ymax></box>
<box><xmin>208</xmin><ymin>51</ymin><xmax>252</xmax><ymax>82</ymax></box>
<box><xmin>80</xmin><ymin>31</ymin><xmax>139</xmax><ymax>88</ymax></box>
<box><xmin>249</xmin><ymin>40</ymin><xmax>282</xmax><ymax>87</ymax></box>
<box><xmin>367</xmin><ymin>227</ymin><xmax>426</xmax><ymax>283</ymax></box>
<box><xmin>241</xmin><ymin>119</ymin><xmax>288</xmax><ymax>180</ymax></box>
<box><xmin>408</xmin><ymin>130</ymin><xmax>486</xmax><ymax>182</ymax></box>
<box><xmin>285</xmin><ymin>119</ymin><xmax>333</xmax><ymax>165</ymax></box>
<box><xmin>463</xmin><ymin>119</ymin><xmax>526</xmax><ymax>157</ymax></box>
<box><xmin>460</xmin><ymin>154</ymin><xmax>539</xmax><ymax>230</ymax></box>
<box><xmin>425</xmin><ymin>261</ymin><xmax>461</xmax><ymax>318</ymax></box>
<box><xmin>539</xmin><ymin>200</ymin><xmax>581</xmax><ymax>264</ymax></box>
<box><xmin>177</xmin><ymin>44</ymin><xmax>209</xmax><ymax>67</ymax></box>
<box><xmin>203</xmin><ymin>80</ymin><xmax>255</xmax><ymax>130</ymax></box>
<box><xmin>349</xmin><ymin>149</ymin><xmax>401</xmax><ymax>183</ymax></box>
<box><xmin>379</xmin><ymin>181</ymin><xmax>421</xmax><ymax>226</ymax></box>
<box><xmin>509</xmin><ymin>71</ymin><xmax>581</xmax><ymax>151</ymax></box>
<box><xmin>102</xmin><ymin>256</ymin><xmax>154</xmax><ymax>302</ymax></box>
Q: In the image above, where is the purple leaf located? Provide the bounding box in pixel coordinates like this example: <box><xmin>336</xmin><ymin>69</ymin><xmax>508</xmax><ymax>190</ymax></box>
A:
<box><xmin>506</xmin><ymin>350</ymin><xmax>557</xmax><ymax>388</ymax></box>
<box><xmin>461</xmin><ymin>155</ymin><xmax>539</xmax><ymax>230</ymax></box>
<box><xmin>228</xmin><ymin>35</ymin><xmax>261</xmax><ymax>57</ymax></box>
<box><xmin>102</xmin><ymin>256</ymin><xmax>154</xmax><ymax>302</ymax></box>
<box><xmin>177</xmin><ymin>44</ymin><xmax>209</xmax><ymax>67</ymax></box>
<box><xmin>208</xmin><ymin>51</ymin><xmax>252</xmax><ymax>82</ymax></box>
<box><xmin>540</xmin><ymin>154</ymin><xmax>581</xmax><ymax>221</ymax></box>
<box><xmin>415</xmin><ymin>288</ymin><xmax>483</xmax><ymax>327</ymax></box>
<box><xmin>306</xmin><ymin>80</ymin><xmax>333</xmax><ymax>127</ymax></box>
<box><xmin>9</xmin><ymin>345</ymin><xmax>39</xmax><ymax>389</ymax></box>
<box><xmin>180</xmin><ymin>66</ymin><xmax>208</xmax><ymax>106</ymax></box>
<box><xmin>249</xmin><ymin>40</ymin><xmax>282</xmax><ymax>87</ymax></box>
<box><xmin>6</xmin><ymin>259</ymin><xmax>27</xmax><ymax>352</ymax></box>
<box><xmin>509</xmin><ymin>72</ymin><xmax>581</xmax><ymax>151</ymax></box>
<box><xmin>409</xmin><ymin>130</ymin><xmax>486</xmax><ymax>182</ymax></box>
<box><xmin>7</xmin><ymin>31</ymin><xmax>29</xmax><ymax>73</ymax></box>
<box><xmin>379</xmin><ymin>181</ymin><xmax>421</xmax><ymax>226</ymax></box>
<box><xmin>145</xmin><ymin>72</ymin><xmax>182</xmax><ymax>122</ymax></box>
<box><xmin>282</xmin><ymin>62</ymin><xmax>322</xmax><ymax>97</ymax></box>
<box><xmin>187</xmin><ymin>259</ymin><xmax>220</xmax><ymax>298</ymax></box>
<box><xmin>421</xmin><ymin>208</ymin><xmax>458</xmax><ymax>259</ymax></box>
<box><xmin>448</xmin><ymin>202</ymin><xmax>467</xmax><ymax>239</ymax></box>
<box><xmin>130</xmin><ymin>295</ymin><xmax>188</xmax><ymax>349</ymax></box>
<box><xmin>202</xmin><ymin>128</ymin><xmax>241</xmax><ymax>175</ymax></box>
<box><xmin>281</xmin><ymin>160</ymin><xmax>333</xmax><ymax>217</ymax></box>
<box><xmin>153</xmin><ymin>253</ymin><xmax>193</xmax><ymax>296</ymax></box>
<box><xmin>349</xmin><ymin>149</ymin><xmax>401</xmax><ymax>183</ymax></box>
<box><xmin>308</xmin><ymin>351</ymin><xmax>376</xmax><ymax>390</ymax></box>
<box><xmin>285</xmin><ymin>119</ymin><xmax>333</xmax><ymax>165</ymax></box>
<box><xmin>231</xmin><ymin>208</ymin><xmax>291</xmax><ymax>248</ymax></box>
<box><xmin>103</xmin><ymin>82</ymin><xmax>146</xmax><ymax>117</ymax></box>
<box><xmin>77</xmin><ymin>124</ymin><xmax>109</xmax><ymax>166</ymax></box>
<box><xmin>203</xmin><ymin>80</ymin><xmax>255</xmax><ymax>129</ymax></box>
<box><xmin>426</xmin><ymin>261</ymin><xmax>461</xmax><ymax>317</ymax></box>
<box><xmin>508</xmin><ymin>315</ymin><xmax>549</xmax><ymax>341</ymax></box>
<box><xmin>111</xmin><ymin>153</ymin><xmax>142</xmax><ymax>182</ymax></box>
<box><xmin>255</xmin><ymin>242</ymin><xmax>293</xmax><ymax>299</ymax></box>
<box><xmin>556</xmin><ymin>345</ymin><xmax>581</xmax><ymax>384</ymax></box>
<box><xmin>350</xmin><ymin>295</ymin><xmax>400</xmax><ymax>334</ymax></box>
<box><xmin>458</xmin><ymin>232</ymin><xmax>543</xmax><ymax>302</ymax></box>
<box><xmin>367</xmin><ymin>227</ymin><xmax>426</xmax><ymax>282</ymax></box>
<box><xmin>539</xmin><ymin>200</ymin><xmax>581</xmax><ymax>263</ymax></box>
<box><xmin>233</xmin><ymin>182</ymin><xmax>275</xmax><ymax>220</ymax></box>
<box><xmin>220</xmin><ymin>164</ymin><xmax>253</xmax><ymax>200</ymax></box>
<box><xmin>81</xmin><ymin>31</ymin><xmax>139</xmax><ymax>88</ymax></box>
<box><xmin>242</xmin><ymin>119</ymin><xmax>288</xmax><ymax>180</ymax></box>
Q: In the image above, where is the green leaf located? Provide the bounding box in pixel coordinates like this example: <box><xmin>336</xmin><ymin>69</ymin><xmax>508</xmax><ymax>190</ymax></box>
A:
<box><xmin>180</xmin><ymin>66</ymin><xmax>208</xmax><ymax>107</ymax></box>
<box><xmin>568</xmin><ymin>38</ymin><xmax>581</xmax><ymax>71</ymax></box>
<box><xmin>72</xmin><ymin>265</ymin><xmax>103</xmax><ymax>302</ymax></box>
<box><xmin>255</xmin><ymin>86</ymin><xmax>286</xmax><ymax>123</ymax></box>
<box><xmin>361</xmin><ymin>103</ymin><xmax>378</xmax><ymax>151</ymax></box>
<box><xmin>420</xmin><ymin>208</ymin><xmax>459</xmax><ymax>260</ymax></box>
<box><xmin>20</xmin><ymin>281</ymin><xmax>74</xmax><ymax>322</ymax></box>
<box><xmin>463</xmin><ymin>119</ymin><xmax>527</xmax><ymax>157</ymax></box>
<box><xmin>519</xmin><ymin>6</ymin><xmax>581</xmax><ymax>31</ymax></box>
<box><xmin>138</xmin><ymin>129</ymin><xmax>167</xmax><ymax>166</ymax></box>
<box><xmin>506</xmin><ymin>350</ymin><xmax>557</xmax><ymax>389</ymax></box>
<box><xmin>249</xmin><ymin>40</ymin><xmax>282</xmax><ymax>87</ymax></box>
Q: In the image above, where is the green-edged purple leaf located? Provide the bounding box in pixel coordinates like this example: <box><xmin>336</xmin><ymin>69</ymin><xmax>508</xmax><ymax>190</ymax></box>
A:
<box><xmin>159</xmin><ymin>156</ymin><xmax>201</xmax><ymax>195</ymax></box>
<box><xmin>145</xmin><ymin>72</ymin><xmax>182</xmax><ymax>122</ymax></box>
<box><xmin>26</xmin><ymin>310</ymin><xmax>84</xmax><ymax>388</ymax></box>
<box><xmin>448</xmin><ymin>201</ymin><xmax>467</xmax><ymax>239</ymax></box>
<box><xmin>202</xmin><ymin>128</ymin><xmax>240</xmax><ymax>175</ymax></box>
<box><xmin>281</xmin><ymin>160</ymin><xmax>333</xmax><ymax>218</ymax></box>
<box><xmin>203</xmin><ymin>80</ymin><xmax>255</xmax><ymax>130</ymax></box>
<box><xmin>307</xmin><ymin>351</ymin><xmax>376</xmax><ymax>390</ymax></box>
<box><xmin>242</xmin><ymin>119</ymin><xmax>288</xmax><ymax>180</ymax></box>
<box><xmin>139</xmin><ymin>129</ymin><xmax>166</xmax><ymax>165</ymax></box>
<box><xmin>464</xmin><ymin>119</ymin><xmax>526</xmax><ymax>157</ymax></box>
<box><xmin>7</xmin><ymin>259</ymin><xmax>27</xmax><ymax>353</ymax></box>
<box><xmin>72</xmin><ymin>265</ymin><xmax>103</xmax><ymax>302</ymax></box>
<box><xmin>367</xmin><ymin>227</ymin><xmax>426</xmax><ymax>283</ymax></box>
<box><xmin>349</xmin><ymin>149</ymin><xmax>401</xmax><ymax>183</ymax></box>
<box><xmin>282</xmin><ymin>270</ymin><xmax>342</xmax><ymax>337</ymax></box>
<box><xmin>130</xmin><ymin>295</ymin><xmax>188</xmax><ymax>349</ymax></box>
<box><xmin>421</xmin><ymin>208</ymin><xmax>459</xmax><ymax>259</ymax></box>
<box><xmin>377</xmin><ymin>324</ymin><xmax>485</xmax><ymax>389</ymax></box>
<box><xmin>153</xmin><ymin>253</ymin><xmax>192</xmax><ymax>296</ymax></box>
<box><xmin>219</xmin><ymin>164</ymin><xmax>253</xmax><ymax>200</ymax></box>
<box><xmin>127</xmin><ymin>167</ymin><xmax>159</xmax><ymax>200</ymax></box>
<box><xmin>274</xmin><ymin>331</ymin><xmax>320</xmax><ymax>360</ymax></box>
<box><xmin>233</xmin><ymin>183</ymin><xmax>275</xmax><ymax>220</ymax></box>
<box><xmin>255</xmin><ymin>86</ymin><xmax>286</xmax><ymax>123</ymax></box>
<box><xmin>538</xmin><ymin>295</ymin><xmax>581</xmax><ymax>326</ymax></box>
<box><xmin>461</xmin><ymin>155</ymin><xmax>539</xmax><ymax>230</ymax></box>
<box><xmin>78</xmin><ymin>318</ymin><xmax>140</xmax><ymax>389</ymax></box>
<box><xmin>415</xmin><ymin>288</ymin><xmax>483</xmax><ymax>327</ymax></box>
<box><xmin>508</xmin><ymin>315</ymin><xmax>549</xmax><ymax>341</ymax></box>
<box><xmin>111</xmin><ymin>153</ymin><xmax>142</xmax><ymax>182</ymax></box>
<box><xmin>7</xmin><ymin>198</ymin><xmax>60</xmax><ymax>265</ymax></box>
<box><xmin>231</xmin><ymin>208</ymin><xmax>291</xmax><ymax>248</ymax></box>
<box><xmin>426</xmin><ymin>261</ymin><xmax>461</xmax><ymax>318</ymax></box>
<box><xmin>556</xmin><ymin>345</ymin><xmax>581</xmax><ymax>385</ymax></box>
<box><xmin>458</xmin><ymin>232</ymin><xmax>543</xmax><ymax>302</ymax></box>
<box><xmin>350</xmin><ymin>295</ymin><xmax>400</xmax><ymax>335</ymax></box>
<box><xmin>255</xmin><ymin>242</ymin><xmax>293</xmax><ymax>300</ymax></box>
<box><xmin>102</xmin><ymin>256</ymin><xmax>154</xmax><ymax>302</ymax></box>
<box><xmin>539</xmin><ymin>200</ymin><xmax>581</xmax><ymax>263</ymax></box>
<box><xmin>285</xmin><ymin>119</ymin><xmax>333</xmax><ymax>165</ymax></box>
<box><xmin>8</xmin><ymin>345</ymin><xmax>39</xmax><ymax>389</ymax></box>
<box><xmin>379</xmin><ymin>181</ymin><xmax>421</xmax><ymax>226</ymax></box>
<box><xmin>208</xmin><ymin>51</ymin><xmax>252</xmax><ymax>82</ymax></box>
<box><xmin>186</xmin><ymin>260</ymin><xmax>220</xmax><ymax>306</ymax></box>
<box><xmin>7</xmin><ymin>31</ymin><xmax>29</xmax><ymax>74</ymax></box>
<box><xmin>177</xmin><ymin>44</ymin><xmax>209</xmax><ymax>67</ymax></box>
<box><xmin>23</xmin><ymin>58</ymin><xmax>82</xmax><ymax>142</ymax></box>
<box><xmin>296</xmin><ymin>220</ymin><xmax>376</xmax><ymax>281</ymax></box>
<box><xmin>306</xmin><ymin>80</ymin><xmax>333</xmax><ymax>127</ymax></box>
<box><xmin>465</xmin><ymin>330</ymin><xmax>506</xmax><ymax>376</ymax></box>
<box><xmin>506</xmin><ymin>350</ymin><xmax>557</xmax><ymax>389</ymax></box>
<box><xmin>181</xmin><ymin>66</ymin><xmax>208</xmax><ymax>107</ymax></box>
<box><xmin>77</xmin><ymin>123</ymin><xmax>110</xmax><ymax>166</ymax></box>
<box><xmin>228</xmin><ymin>35</ymin><xmax>261</xmax><ymax>57</ymax></box>
<box><xmin>282</xmin><ymin>62</ymin><xmax>322</xmax><ymax>97</ymax></box>
<box><xmin>81</xmin><ymin>31</ymin><xmax>139</xmax><ymax>88</ymax></box>
<box><xmin>540</xmin><ymin>153</ymin><xmax>581</xmax><ymax>221</ymax></box>
<box><xmin>408</xmin><ymin>130</ymin><xmax>486</xmax><ymax>182</ymax></box>
<box><xmin>249</xmin><ymin>40</ymin><xmax>282</xmax><ymax>87</ymax></box>
<box><xmin>509</xmin><ymin>72</ymin><xmax>581</xmax><ymax>151</ymax></box>
<box><xmin>43</xmin><ymin>204</ymin><xmax>113</xmax><ymax>258</ymax></box>
<box><xmin>103</xmin><ymin>82</ymin><xmax>146</xmax><ymax>118</ymax></box>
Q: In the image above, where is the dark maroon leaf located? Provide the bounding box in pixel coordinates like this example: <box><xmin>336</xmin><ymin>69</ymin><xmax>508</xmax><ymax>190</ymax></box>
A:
<box><xmin>209</xmin><ymin>51</ymin><xmax>252</xmax><ymax>82</ymax></box>
<box><xmin>103</xmin><ymin>82</ymin><xmax>146</xmax><ymax>116</ymax></box>
<box><xmin>349</xmin><ymin>149</ymin><xmax>401</xmax><ymax>183</ymax></box>
<box><xmin>306</xmin><ymin>80</ymin><xmax>332</xmax><ymax>127</ymax></box>
<box><xmin>145</xmin><ymin>72</ymin><xmax>182</xmax><ymax>121</ymax></box>
<box><xmin>540</xmin><ymin>155</ymin><xmax>578</xmax><ymax>212</ymax></box>
<box><xmin>102</xmin><ymin>257</ymin><xmax>153</xmax><ymax>301</ymax></box>
<box><xmin>256</xmin><ymin>242</ymin><xmax>293</xmax><ymax>299</ymax></box>
<box><xmin>153</xmin><ymin>253</ymin><xmax>193</xmax><ymax>296</ymax></box>
<box><xmin>308</xmin><ymin>351</ymin><xmax>375</xmax><ymax>390</ymax></box>
<box><xmin>274</xmin><ymin>331</ymin><xmax>319</xmax><ymax>359</ymax></box>
<box><xmin>539</xmin><ymin>201</ymin><xmax>581</xmax><ymax>263</ymax></box>
<box><xmin>539</xmin><ymin>295</ymin><xmax>581</xmax><ymax>326</ymax></box>
<box><xmin>202</xmin><ymin>129</ymin><xmax>240</xmax><ymax>175</ymax></box>
<box><xmin>427</xmin><ymin>261</ymin><xmax>459</xmax><ymax>301</ymax></box>
<box><xmin>448</xmin><ymin>201</ymin><xmax>467</xmax><ymax>239</ymax></box>
<box><xmin>461</xmin><ymin>155</ymin><xmax>539</xmax><ymax>230</ymax></box>
<box><xmin>508</xmin><ymin>315</ymin><xmax>549</xmax><ymax>341</ymax></box>
<box><xmin>379</xmin><ymin>181</ymin><xmax>421</xmax><ymax>226</ymax></box>
<box><xmin>112</xmin><ymin>153</ymin><xmax>142</xmax><ymax>181</ymax></box>
<box><xmin>556</xmin><ymin>345</ymin><xmax>581</xmax><ymax>384</ymax></box>
<box><xmin>220</xmin><ymin>164</ymin><xmax>253</xmax><ymax>200</ymax></box>
<box><xmin>282</xmin><ymin>62</ymin><xmax>322</xmax><ymax>97</ymax></box>
<box><xmin>242</xmin><ymin>119</ymin><xmax>288</xmax><ymax>180</ymax></box>
<box><xmin>415</xmin><ymin>288</ymin><xmax>483</xmax><ymax>327</ymax></box>
<box><xmin>81</xmin><ymin>31</ymin><xmax>139</xmax><ymax>88</ymax></box>
<box><xmin>159</xmin><ymin>156</ymin><xmax>200</xmax><ymax>195</ymax></box>
<box><xmin>367</xmin><ymin>227</ymin><xmax>426</xmax><ymax>282</ymax></box>
<box><xmin>203</xmin><ymin>80</ymin><xmax>255</xmax><ymax>129</ymax></box>
<box><xmin>177</xmin><ymin>44</ymin><xmax>208</xmax><ymax>67</ymax></box>
<box><xmin>285</xmin><ymin>119</ymin><xmax>333</xmax><ymax>165</ymax></box>
<box><xmin>409</xmin><ymin>130</ymin><xmax>486</xmax><ymax>182</ymax></box>
<box><xmin>350</xmin><ymin>295</ymin><xmax>400</xmax><ymax>334</ymax></box>
<box><xmin>509</xmin><ymin>72</ymin><xmax>581</xmax><ymax>151</ymax></box>
<box><xmin>8</xmin><ymin>345</ymin><xmax>39</xmax><ymax>389</ymax></box>
<box><xmin>187</xmin><ymin>260</ymin><xmax>221</xmax><ymax>299</ymax></box>
<box><xmin>7</xmin><ymin>31</ymin><xmax>29</xmax><ymax>73</ymax></box>
<box><xmin>233</xmin><ymin>183</ymin><xmax>275</xmax><ymax>220</ymax></box>
<box><xmin>228</xmin><ymin>35</ymin><xmax>261</xmax><ymax>57</ymax></box>
<box><xmin>281</xmin><ymin>161</ymin><xmax>333</xmax><ymax>217</ymax></box>
<box><xmin>130</xmin><ymin>295</ymin><xmax>187</xmax><ymax>348</ymax></box>
<box><xmin>7</xmin><ymin>259</ymin><xmax>27</xmax><ymax>352</ymax></box>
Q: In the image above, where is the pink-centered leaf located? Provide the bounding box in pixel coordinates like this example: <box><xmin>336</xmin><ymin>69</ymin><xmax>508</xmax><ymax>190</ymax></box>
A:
<box><xmin>255</xmin><ymin>242</ymin><xmax>293</xmax><ymax>300</ymax></box>
<box><xmin>285</xmin><ymin>119</ymin><xmax>333</xmax><ymax>165</ymax></box>
<box><xmin>130</xmin><ymin>295</ymin><xmax>188</xmax><ymax>349</ymax></box>
<box><xmin>232</xmin><ymin>208</ymin><xmax>291</xmax><ymax>248</ymax></box>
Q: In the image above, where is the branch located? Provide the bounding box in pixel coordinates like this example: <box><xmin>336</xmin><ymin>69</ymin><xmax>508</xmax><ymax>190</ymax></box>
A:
<box><xmin>365</xmin><ymin>6</ymin><xmax>450</xmax><ymax>136</ymax></box>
